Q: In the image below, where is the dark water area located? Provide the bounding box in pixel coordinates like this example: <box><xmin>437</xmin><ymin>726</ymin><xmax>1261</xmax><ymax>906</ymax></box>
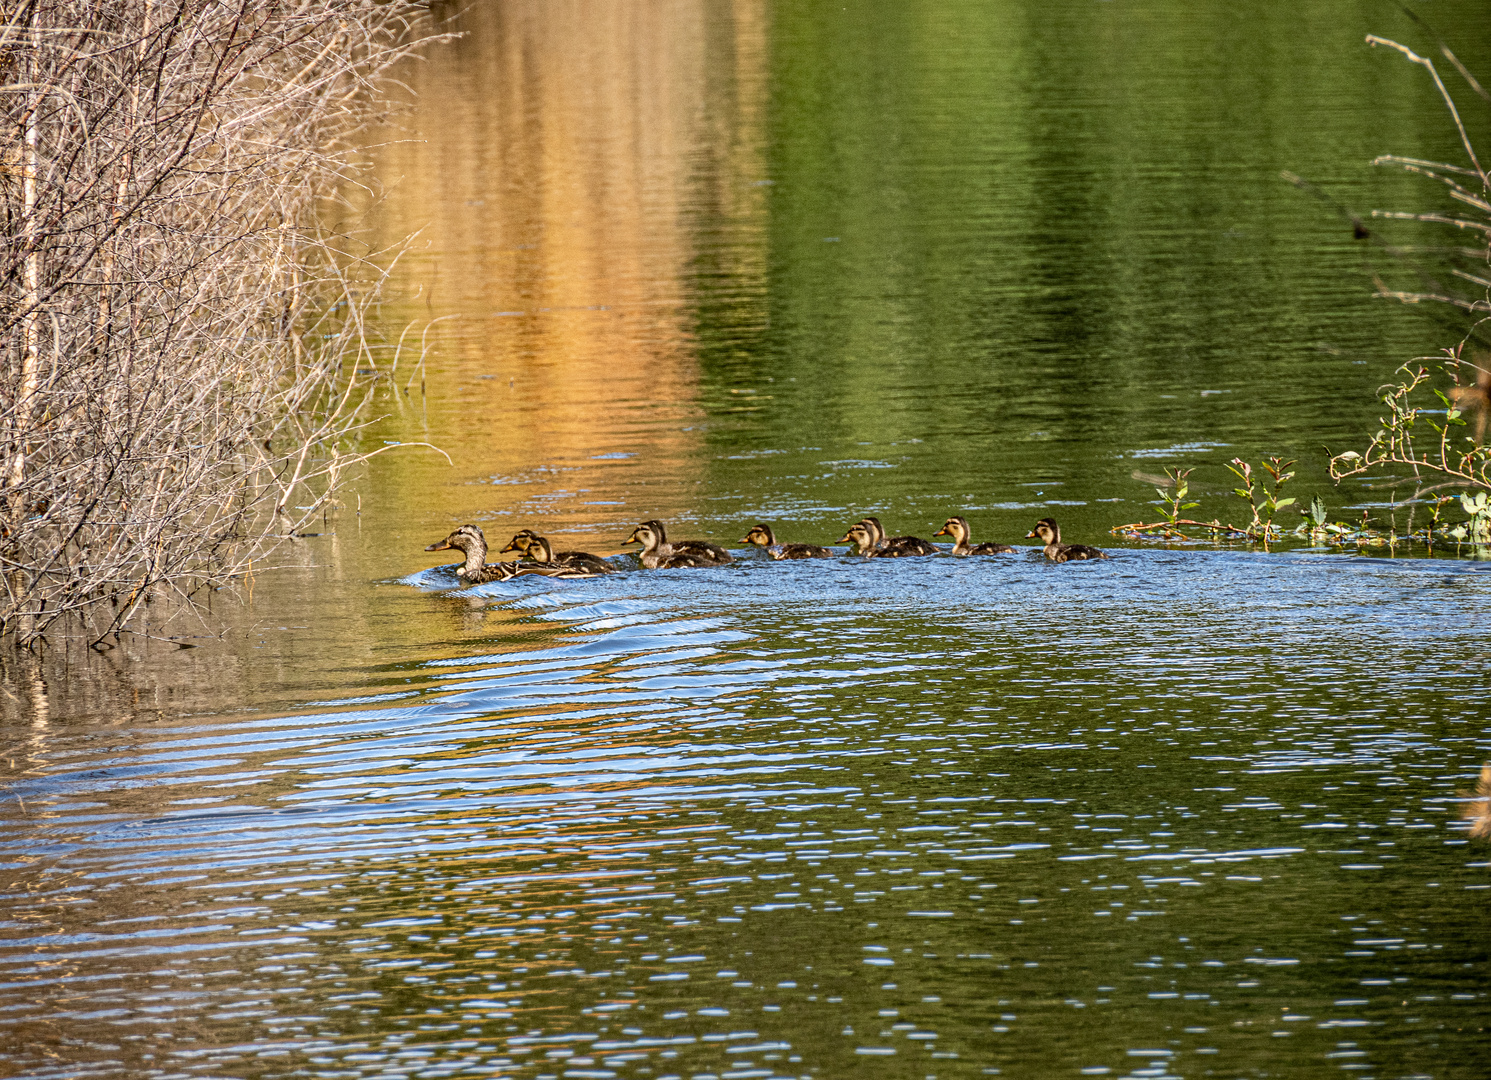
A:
<box><xmin>4</xmin><ymin>1</ymin><xmax>1491</xmax><ymax>1077</ymax></box>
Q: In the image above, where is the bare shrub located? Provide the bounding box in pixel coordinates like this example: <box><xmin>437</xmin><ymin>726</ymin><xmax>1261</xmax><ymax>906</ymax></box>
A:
<box><xmin>1319</xmin><ymin>32</ymin><xmax>1491</xmax><ymax>531</ymax></box>
<box><xmin>0</xmin><ymin>1</ymin><xmax>444</xmax><ymax>644</ymax></box>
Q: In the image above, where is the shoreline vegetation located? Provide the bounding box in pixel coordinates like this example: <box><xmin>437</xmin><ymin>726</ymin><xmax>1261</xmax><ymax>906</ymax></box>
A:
<box><xmin>0</xmin><ymin>1</ymin><xmax>446</xmax><ymax>647</ymax></box>
<box><xmin>1328</xmin><ymin>32</ymin><xmax>1490</xmax><ymax>538</ymax></box>
<box><xmin>1122</xmin><ymin>26</ymin><xmax>1490</xmax><ymax>556</ymax></box>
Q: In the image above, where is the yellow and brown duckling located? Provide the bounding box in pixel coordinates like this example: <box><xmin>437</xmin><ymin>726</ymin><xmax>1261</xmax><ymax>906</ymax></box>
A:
<box><xmin>625</xmin><ymin>519</ymin><xmax>734</xmax><ymax>569</ymax></box>
<box><xmin>838</xmin><ymin>519</ymin><xmax>931</xmax><ymax>558</ymax></box>
<box><xmin>840</xmin><ymin>515</ymin><xmax>937</xmax><ymax>557</ymax></box>
<box><xmin>742</xmin><ymin>524</ymin><xmax>831</xmax><ymax>560</ymax></box>
<box><xmin>1026</xmin><ymin>517</ymin><xmax>1110</xmax><ymax>562</ymax></box>
<box><xmin>425</xmin><ymin>524</ymin><xmax>593</xmax><ymax>583</ymax></box>
<box><xmin>839</xmin><ymin>522</ymin><xmax>880</xmax><ymax>557</ymax></box>
<box><xmin>500</xmin><ymin>529</ymin><xmax>617</xmax><ymax>574</ymax></box>
<box><xmin>934</xmin><ymin>516</ymin><xmax>1015</xmax><ymax>555</ymax></box>
<box><xmin>861</xmin><ymin>516</ymin><xmax>939</xmax><ymax>556</ymax></box>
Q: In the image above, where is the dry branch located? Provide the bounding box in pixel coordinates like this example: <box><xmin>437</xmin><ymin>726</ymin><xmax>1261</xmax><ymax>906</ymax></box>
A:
<box><xmin>0</xmin><ymin>1</ymin><xmax>446</xmax><ymax>643</ymax></box>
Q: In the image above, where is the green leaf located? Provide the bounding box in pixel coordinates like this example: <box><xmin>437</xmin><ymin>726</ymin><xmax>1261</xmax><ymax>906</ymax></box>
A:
<box><xmin>1181</xmin><ymin>502</ymin><xmax>1200</xmax><ymax>510</ymax></box>
<box><xmin>1273</xmin><ymin>497</ymin><xmax>1295</xmax><ymax>509</ymax></box>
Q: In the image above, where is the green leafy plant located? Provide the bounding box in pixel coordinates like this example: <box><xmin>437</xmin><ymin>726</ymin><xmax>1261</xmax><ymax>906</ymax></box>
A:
<box><xmin>1449</xmin><ymin>491</ymin><xmax>1491</xmax><ymax>543</ymax></box>
<box><xmin>1295</xmin><ymin>494</ymin><xmax>1330</xmax><ymax>541</ymax></box>
<box><xmin>1305</xmin><ymin>494</ymin><xmax>1328</xmax><ymax>529</ymax></box>
<box><xmin>1157</xmin><ymin>467</ymin><xmax>1200</xmax><ymax>526</ymax></box>
<box><xmin>1115</xmin><ymin>460</ymin><xmax>1300</xmax><ymax>543</ymax></box>
<box><xmin>1111</xmin><ymin>457</ymin><xmax>1458</xmax><ymax>550</ymax></box>
<box><xmin>1226</xmin><ymin>457</ymin><xmax>1296</xmax><ymax>539</ymax></box>
<box><xmin>1111</xmin><ymin>466</ymin><xmax>1225</xmax><ymax>540</ymax></box>
<box><xmin>1282</xmin><ymin>25</ymin><xmax>1491</xmax><ymax>558</ymax></box>
<box><xmin>1330</xmin><ymin>357</ymin><xmax>1491</xmax><ymax>522</ymax></box>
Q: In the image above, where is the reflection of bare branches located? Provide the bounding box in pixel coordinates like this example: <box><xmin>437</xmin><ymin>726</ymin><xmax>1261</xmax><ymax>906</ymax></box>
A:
<box><xmin>0</xmin><ymin>3</ymin><xmax>448</xmax><ymax>645</ymax></box>
<box><xmin>1462</xmin><ymin>764</ymin><xmax>1491</xmax><ymax>839</ymax></box>
<box><xmin>0</xmin><ymin>646</ymin><xmax>47</xmax><ymax>728</ymax></box>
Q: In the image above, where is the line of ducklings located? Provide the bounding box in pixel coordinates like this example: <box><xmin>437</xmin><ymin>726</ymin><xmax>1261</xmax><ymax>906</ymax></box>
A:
<box><xmin>425</xmin><ymin>515</ymin><xmax>1107</xmax><ymax>584</ymax></box>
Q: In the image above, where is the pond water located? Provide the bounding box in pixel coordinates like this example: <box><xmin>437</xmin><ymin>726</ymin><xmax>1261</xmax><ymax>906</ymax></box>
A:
<box><xmin>3</xmin><ymin>1</ymin><xmax>1491</xmax><ymax>1078</ymax></box>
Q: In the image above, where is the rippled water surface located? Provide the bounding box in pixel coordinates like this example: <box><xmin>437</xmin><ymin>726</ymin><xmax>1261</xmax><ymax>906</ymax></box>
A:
<box><xmin>5</xmin><ymin>0</ymin><xmax>1491</xmax><ymax>1077</ymax></box>
<box><xmin>4</xmin><ymin>552</ymin><xmax>1491</xmax><ymax>1079</ymax></box>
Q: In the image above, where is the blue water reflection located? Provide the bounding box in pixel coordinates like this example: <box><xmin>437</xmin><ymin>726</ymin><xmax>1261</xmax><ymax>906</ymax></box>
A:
<box><xmin>2</xmin><ymin>549</ymin><xmax>1488</xmax><ymax>1078</ymax></box>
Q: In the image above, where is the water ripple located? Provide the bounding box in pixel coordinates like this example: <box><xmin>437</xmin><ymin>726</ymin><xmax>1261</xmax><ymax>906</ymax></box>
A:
<box><xmin>1</xmin><ymin>550</ymin><xmax>1488</xmax><ymax>1078</ymax></box>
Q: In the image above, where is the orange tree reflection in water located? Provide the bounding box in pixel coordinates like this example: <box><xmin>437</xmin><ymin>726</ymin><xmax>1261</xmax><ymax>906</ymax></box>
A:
<box><xmin>354</xmin><ymin>0</ymin><xmax>772</xmax><ymax>534</ymax></box>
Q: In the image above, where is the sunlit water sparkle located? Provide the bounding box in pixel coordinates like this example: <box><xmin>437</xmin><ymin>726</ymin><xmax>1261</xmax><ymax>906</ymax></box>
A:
<box><xmin>2</xmin><ymin>550</ymin><xmax>1489</xmax><ymax>1078</ymax></box>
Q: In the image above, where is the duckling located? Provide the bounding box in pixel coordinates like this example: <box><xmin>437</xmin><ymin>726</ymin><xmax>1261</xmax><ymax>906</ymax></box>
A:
<box><xmin>742</xmin><ymin>524</ymin><xmax>831</xmax><ymax>560</ymax></box>
<box><xmin>425</xmin><ymin>525</ymin><xmax>586</xmax><ymax>583</ymax></box>
<box><xmin>1025</xmin><ymin>517</ymin><xmax>1110</xmax><ymax>562</ymax></box>
<box><xmin>861</xmin><ymin>516</ymin><xmax>939</xmax><ymax>556</ymax></box>
<box><xmin>838</xmin><ymin>521</ymin><xmax>926</xmax><ymax>558</ymax></box>
<box><xmin>625</xmin><ymin>519</ymin><xmax>734</xmax><ymax>569</ymax></box>
<box><xmin>847</xmin><ymin>515</ymin><xmax>937</xmax><ymax>556</ymax></box>
<box><xmin>500</xmin><ymin>529</ymin><xmax>617</xmax><ymax>574</ymax></box>
<box><xmin>838</xmin><ymin>522</ymin><xmax>883</xmax><ymax>557</ymax></box>
<box><xmin>934</xmin><ymin>516</ymin><xmax>1015</xmax><ymax>555</ymax></box>
<box><xmin>505</xmin><ymin>533</ymin><xmax>616</xmax><ymax>576</ymax></box>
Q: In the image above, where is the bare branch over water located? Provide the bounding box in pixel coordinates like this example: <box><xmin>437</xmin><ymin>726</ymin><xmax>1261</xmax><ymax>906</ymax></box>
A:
<box><xmin>0</xmin><ymin>1</ymin><xmax>445</xmax><ymax>644</ymax></box>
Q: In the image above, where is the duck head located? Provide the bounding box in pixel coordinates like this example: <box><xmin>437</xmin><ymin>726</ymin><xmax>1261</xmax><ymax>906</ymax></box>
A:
<box><xmin>426</xmin><ymin>524</ymin><xmax>489</xmax><ymax>578</ymax></box>
<box><xmin>625</xmin><ymin>520</ymin><xmax>667</xmax><ymax>552</ymax></box>
<box><xmin>934</xmin><ymin>516</ymin><xmax>971</xmax><ymax>543</ymax></box>
<box><xmin>742</xmin><ymin>524</ymin><xmax>776</xmax><ymax>547</ymax></box>
<box><xmin>857</xmin><ymin>517</ymin><xmax>886</xmax><ymax>547</ymax></box>
<box><xmin>426</xmin><ymin>524</ymin><xmax>486</xmax><ymax>555</ymax></box>
<box><xmin>1025</xmin><ymin>518</ymin><xmax>1060</xmax><ymax>545</ymax></box>
<box><xmin>523</xmin><ymin>535</ymin><xmax>557</xmax><ymax>564</ymax></box>
<box><xmin>499</xmin><ymin>529</ymin><xmax>542</xmax><ymax>556</ymax></box>
<box><xmin>840</xmin><ymin>523</ymin><xmax>877</xmax><ymax>555</ymax></box>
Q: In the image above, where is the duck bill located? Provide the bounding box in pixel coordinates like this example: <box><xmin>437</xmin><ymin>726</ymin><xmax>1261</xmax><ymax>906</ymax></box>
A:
<box><xmin>1024</xmin><ymin>530</ymin><xmax>1038</xmax><ymax>539</ymax></box>
<box><xmin>835</xmin><ymin>531</ymin><xmax>855</xmax><ymax>544</ymax></box>
<box><xmin>624</xmin><ymin>529</ymin><xmax>642</xmax><ymax>545</ymax></box>
<box><xmin>933</xmin><ymin>527</ymin><xmax>951</xmax><ymax>538</ymax></box>
<box><xmin>425</xmin><ymin>540</ymin><xmax>453</xmax><ymax>551</ymax></box>
<box><xmin>498</xmin><ymin>541</ymin><xmax>524</xmax><ymax>554</ymax></box>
